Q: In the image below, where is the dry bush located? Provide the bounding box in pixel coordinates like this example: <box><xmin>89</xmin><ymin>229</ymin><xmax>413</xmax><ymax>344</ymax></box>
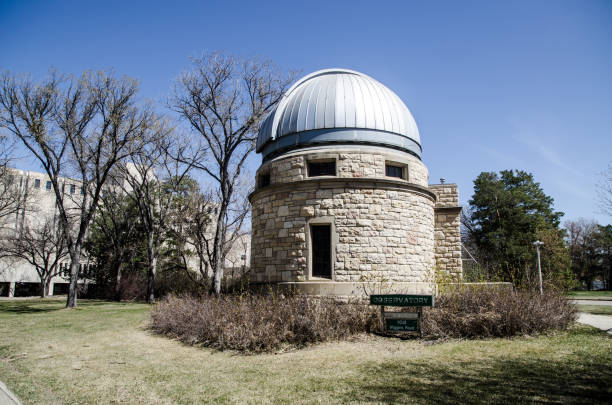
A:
<box><xmin>151</xmin><ymin>288</ymin><xmax>576</xmax><ymax>352</ymax></box>
<box><xmin>150</xmin><ymin>293</ymin><xmax>378</xmax><ymax>353</ymax></box>
<box><xmin>423</xmin><ymin>287</ymin><xmax>576</xmax><ymax>338</ymax></box>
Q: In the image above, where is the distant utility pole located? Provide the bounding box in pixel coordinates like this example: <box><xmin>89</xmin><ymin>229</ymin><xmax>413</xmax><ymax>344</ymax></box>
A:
<box><xmin>533</xmin><ymin>240</ymin><xmax>544</xmax><ymax>294</ymax></box>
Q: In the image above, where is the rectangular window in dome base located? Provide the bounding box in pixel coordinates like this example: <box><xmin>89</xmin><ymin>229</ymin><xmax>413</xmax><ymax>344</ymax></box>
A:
<box><xmin>308</xmin><ymin>160</ymin><xmax>336</xmax><ymax>177</ymax></box>
<box><xmin>258</xmin><ymin>173</ymin><xmax>270</xmax><ymax>188</ymax></box>
<box><xmin>386</xmin><ymin>162</ymin><xmax>407</xmax><ymax>180</ymax></box>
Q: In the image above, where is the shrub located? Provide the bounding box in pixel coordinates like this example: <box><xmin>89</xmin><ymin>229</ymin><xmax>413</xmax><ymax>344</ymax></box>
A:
<box><xmin>150</xmin><ymin>293</ymin><xmax>378</xmax><ymax>353</ymax></box>
<box><xmin>151</xmin><ymin>288</ymin><xmax>576</xmax><ymax>352</ymax></box>
<box><xmin>423</xmin><ymin>287</ymin><xmax>576</xmax><ymax>338</ymax></box>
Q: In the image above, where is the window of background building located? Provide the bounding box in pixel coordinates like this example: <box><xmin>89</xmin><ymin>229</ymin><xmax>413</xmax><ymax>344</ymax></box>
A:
<box><xmin>34</xmin><ymin>179</ymin><xmax>40</xmax><ymax>188</ymax></box>
<box><xmin>308</xmin><ymin>160</ymin><xmax>336</xmax><ymax>177</ymax></box>
<box><xmin>80</xmin><ymin>187</ymin><xmax>85</xmax><ymax>195</ymax></box>
<box><xmin>385</xmin><ymin>163</ymin><xmax>405</xmax><ymax>179</ymax></box>
<box><xmin>46</xmin><ymin>181</ymin><xmax>52</xmax><ymax>190</ymax></box>
<box><xmin>70</xmin><ymin>184</ymin><xmax>76</xmax><ymax>194</ymax></box>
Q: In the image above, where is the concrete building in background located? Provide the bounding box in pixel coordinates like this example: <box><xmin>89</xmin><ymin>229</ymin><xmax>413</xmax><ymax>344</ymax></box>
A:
<box><xmin>0</xmin><ymin>167</ymin><xmax>252</xmax><ymax>297</ymax></box>
<box><xmin>249</xmin><ymin>69</ymin><xmax>462</xmax><ymax>297</ymax></box>
<box><xmin>0</xmin><ymin>169</ymin><xmax>90</xmax><ymax>297</ymax></box>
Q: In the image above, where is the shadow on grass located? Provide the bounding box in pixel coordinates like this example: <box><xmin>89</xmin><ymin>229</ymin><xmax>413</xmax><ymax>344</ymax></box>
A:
<box><xmin>0</xmin><ymin>300</ymin><xmax>64</xmax><ymax>314</ymax></box>
<box><xmin>344</xmin><ymin>331</ymin><xmax>612</xmax><ymax>404</ymax></box>
<box><xmin>0</xmin><ymin>299</ymin><xmax>137</xmax><ymax>314</ymax></box>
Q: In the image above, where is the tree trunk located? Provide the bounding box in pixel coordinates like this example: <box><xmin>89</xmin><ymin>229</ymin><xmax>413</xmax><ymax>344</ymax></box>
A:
<box><xmin>66</xmin><ymin>248</ymin><xmax>82</xmax><ymax>308</ymax></box>
<box><xmin>211</xmin><ymin>200</ymin><xmax>229</xmax><ymax>296</ymax></box>
<box><xmin>146</xmin><ymin>236</ymin><xmax>157</xmax><ymax>304</ymax></box>
<box><xmin>212</xmin><ymin>259</ymin><xmax>222</xmax><ymax>295</ymax></box>
<box><xmin>40</xmin><ymin>277</ymin><xmax>49</xmax><ymax>298</ymax></box>
<box><xmin>210</xmin><ymin>242</ymin><xmax>222</xmax><ymax>295</ymax></box>
<box><xmin>147</xmin><ymin>257</ymin><xmax>157</xmax><ymax>304</ymax></box>
<box><xmin>210</xmin><ymin>219</ymin><xmax>224</xmax><ymax>295</ymax></box>
<box><xmin>114</xmin><ymin>261</ymin><xmax>123</xmax><ymax>302</ymax></box>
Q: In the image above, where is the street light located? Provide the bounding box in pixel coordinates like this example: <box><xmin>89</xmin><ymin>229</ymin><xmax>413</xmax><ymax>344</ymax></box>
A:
<box><xmin>533</xmin><ymin>240</ymin><xmax>544</xmax><ymax>294</ymax></box>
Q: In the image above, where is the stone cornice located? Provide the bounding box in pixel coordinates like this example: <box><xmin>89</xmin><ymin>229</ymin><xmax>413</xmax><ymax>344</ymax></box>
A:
<box><xmin>434</xmin><ymin>206</ymin><xmax>462</xmax><ymax>214</ymax></box>
<box><xmin>249</xmin><ymin>177</ymin><xmax>437</xmax><ymax>203</ymax></box>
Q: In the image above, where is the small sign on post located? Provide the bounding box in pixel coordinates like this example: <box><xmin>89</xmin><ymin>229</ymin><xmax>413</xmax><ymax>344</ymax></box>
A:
<box><xmin>386</xmin><ymin>318</ymin><xmax>418</xmax><ymax>332</ymax></box>
<box><xmin>369</xmin><ymin>294</ymin><xmax>433</xmax><ymax>337</ymax></box>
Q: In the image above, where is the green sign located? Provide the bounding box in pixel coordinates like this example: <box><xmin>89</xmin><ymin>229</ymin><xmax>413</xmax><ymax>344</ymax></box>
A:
<box><xmin>370</xmin><ymin>294</ymin><xmax>433</xmax><ymax>307</ymax></box>
<box><xmin>386</xmin><ymin>318</ymin><xmax>418</xmax><ymax>331</ymax></box>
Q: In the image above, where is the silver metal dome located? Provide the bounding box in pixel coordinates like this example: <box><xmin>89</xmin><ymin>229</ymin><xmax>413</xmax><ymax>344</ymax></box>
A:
<box><xmin>256</xmin><ymin>69</ymin><xmax>421</xmax><ymax>160</ymax></box>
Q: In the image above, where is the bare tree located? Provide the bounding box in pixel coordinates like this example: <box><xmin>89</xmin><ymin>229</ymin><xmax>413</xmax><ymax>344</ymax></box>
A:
<box><xmin>566</xmin><ymin>219</ymin><xmax>598</xmax><ymax>254</ymax></box>
<box><xmin>172</xmin><ymin>53</ymin><xmax>293</xmax><ymax>294</ymax></box>
<box><xmin>118</xmin><ymin>126</ymin><xmax>194</xmax><ymax>303</ymax></box>
<box><xmin>0</xmin><ymin>70</ymin><xmax>152</xmax><ymax>307</ymax></box>
<box><xmin>0</xmin><ymin>218</ymin><xmax>69</xmax><ymax>297</ymax></box>
<box><xmin>597</xmin><ymin>163</ymin><xmax>612</xmax><ymax>217</ymax></box>
<box><xmin>0</xmin><ymin>136</ymin><xmax>27</xmax><ymax>229</ymax></box>
<box><xmin>565</xmin><ymin>218</ymin><xmax>599</xmax><ymax>288</ymax></box>
<box><xmin>165</xmin><ymin>184</ymin><xmax>250</xmax><ymax>290</ymax></box>
<box><xmin>0</xmin><ymin>170</ymin><xmax>27</xmax><ymax>231</ymax></box>
<box><xmin>169</xmin><ymin>187</ymin><xmax>215</xmax><ymax>286</ymax></box>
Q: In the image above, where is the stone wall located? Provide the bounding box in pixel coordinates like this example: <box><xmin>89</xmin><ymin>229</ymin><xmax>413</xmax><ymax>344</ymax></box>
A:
<box><xmin>250</xmin><ymin>148</ymin><xmax>460</xmax><ymax>286</ymax></box>
<box><xmin>257</xmin><ymin>147</ymin><xmax>429</xmax><ymax>188</ymax></box>
<box><xmin>250</xmin><ymin>149</ymin><xmax>436</xmax><ymax>284</ymax></box>
<box><xmin>429</xmin><ymin>184</ymin><xmax>462</xmax><ymax>277</ymax></box>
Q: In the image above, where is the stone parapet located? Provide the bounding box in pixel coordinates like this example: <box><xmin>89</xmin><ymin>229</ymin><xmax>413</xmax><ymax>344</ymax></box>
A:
<box><xmin>429</xmin><ymin>183</ymin><xmax>459</xmax><ymax>208</ymax></box>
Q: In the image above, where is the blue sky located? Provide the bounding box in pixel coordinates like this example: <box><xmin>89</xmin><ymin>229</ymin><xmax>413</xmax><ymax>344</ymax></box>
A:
<box><xmin>1</xmin><ymin>0</ymin><xmax>611</xmax><ymax>224</ymax></box>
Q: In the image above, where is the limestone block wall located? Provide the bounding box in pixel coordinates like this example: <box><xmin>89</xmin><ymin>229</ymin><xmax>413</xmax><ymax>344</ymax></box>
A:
<box><xmin>250</xmin><ymin>183</ymin><xmax>436</xmax><ymax>283</ymax></box>
<box><xmin>251</xmin><ymin>148</ymin><xmax>441</xmax><ymax>284</ymax></box>
<box><xmin>429</xmin><ymin>184</ymin><xmax>462</xmax><ymax>277</ymax></box>
<box><xmin>257</xmin><ymin>147</ymin><xmax>429</xmax><ymax>188</ymax></box>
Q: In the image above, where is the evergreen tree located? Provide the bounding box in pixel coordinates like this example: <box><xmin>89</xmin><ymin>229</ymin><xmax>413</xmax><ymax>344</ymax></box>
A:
<box><xmin>468</xmin><ymin>170</ymin><xmax>568</xmax><ymax>287</ymax></box>
<box><xmin>84</xmin><ymin>193</ymin><xmax>147</xmax><ymax>300</ymax></box>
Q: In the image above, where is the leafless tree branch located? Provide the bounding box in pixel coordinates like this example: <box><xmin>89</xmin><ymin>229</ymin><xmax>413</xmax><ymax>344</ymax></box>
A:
<box><xmin>171</xmin><ymin>52</ymin><xmax>294</xmax><ymax>294</ymax></box>
<box><xmin>0</xmin><ymin>69</ymin><xmax>153</xmax><ymax>307</ymax></box>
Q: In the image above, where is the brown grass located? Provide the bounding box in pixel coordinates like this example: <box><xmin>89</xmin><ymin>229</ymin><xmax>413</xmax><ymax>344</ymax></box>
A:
<box><xmin>1</xmin><ymin>299</ymin><xmax>609</xmax><ymax>404</ymax></box>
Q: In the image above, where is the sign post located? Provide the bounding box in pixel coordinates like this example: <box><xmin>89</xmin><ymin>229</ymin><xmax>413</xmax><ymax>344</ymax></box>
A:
<box><xmin>369</xmin><ymin>294</ymin><xmax>433</xmax><ymax>337</ymax></box>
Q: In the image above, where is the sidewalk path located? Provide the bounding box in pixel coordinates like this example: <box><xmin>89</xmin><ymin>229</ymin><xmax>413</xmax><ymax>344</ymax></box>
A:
<box><xmin>577</xmin><ymin>312</ymin><xmax>612</xmax><ymax>335</ymax></box>
<box><xmin>573</xmin><ymin>299</ymin><xmax>612</xmax><ymax>306</ymax></box>
<box><xmin>0</xmin><ymin>380</ymin><xmax>22</xmax><ymax>405</ymax></box>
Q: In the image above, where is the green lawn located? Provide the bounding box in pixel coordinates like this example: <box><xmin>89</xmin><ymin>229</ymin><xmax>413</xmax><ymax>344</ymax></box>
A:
<box><xmin>577</xmin><ymin>304</ymin><xmax>612</xmax><ymax>315</ymax></box>
<box><xmin>568</xmin><ymin>290</ymin><xmax>612</xmax><ymax>299</ymax></box>
<box><xmin>1</xmin><ymin>299</ymin><xmax>611</xmax><ymax>404</ymax></box>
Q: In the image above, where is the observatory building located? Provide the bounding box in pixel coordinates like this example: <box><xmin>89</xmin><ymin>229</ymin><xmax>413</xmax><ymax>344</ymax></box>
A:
<box><xmin>249</xmin><ymin>69</ymin><xmax>461</xmax><ymax>296</ymax></box>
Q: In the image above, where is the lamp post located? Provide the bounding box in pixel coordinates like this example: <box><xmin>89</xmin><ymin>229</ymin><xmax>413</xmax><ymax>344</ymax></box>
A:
<box><xmin>533</xmin><ymin>240</ymin><xmax>544</xmax><ymax>294</ymax></box>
